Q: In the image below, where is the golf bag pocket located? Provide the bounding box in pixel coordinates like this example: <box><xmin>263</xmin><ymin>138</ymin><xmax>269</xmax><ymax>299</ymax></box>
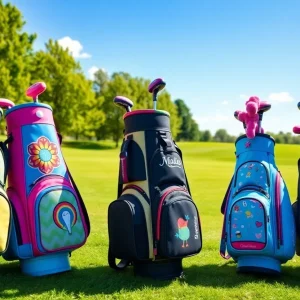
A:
<box><xmin>27</xmin><ymin>175</ymin><xmax>88</xmax><ymax>256</ymax></box>
<box><xmin>150</xmin><ymin>150</ymin><xmax>186</xmax><ymax>188</ymax></box>
<box><xmin>234</xmin><ymin>161</ymin><xmax>269</xmax><ymax>193</ymax></box>
<box><xmin>108</xmin><ymin>192</ymin><xmax>149</xmax><ymax>260</ymax></box>
<box><xmin>120</xmin><ymin>138</ymin><xmax>146</xmax><ymax>183</ymax></box>
<box><xmin>229</xmin><ymin>194</ymin><xmax>269</xmax><ymax>251</ymax></box>
<box><xmin>155</xmin><ymin>187</ymin><xmax>201</xmax><ymax>258</ymax></box>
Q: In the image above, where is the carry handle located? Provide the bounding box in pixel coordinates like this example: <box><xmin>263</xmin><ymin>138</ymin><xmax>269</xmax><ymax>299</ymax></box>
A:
<box><xmin>0</xmin><ymin>98</ymin><xmax>15</xmax><ymax>109</ymax></box>
<box><xmin>26</xmin><ymin>82</ymin><xmax>47</xmax><ymax>102</ymax></box>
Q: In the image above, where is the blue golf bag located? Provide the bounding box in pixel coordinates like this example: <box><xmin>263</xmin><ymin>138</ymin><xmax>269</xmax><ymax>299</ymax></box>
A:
<box><xmin>220</xmin><ymin>133</ymin><xmax>295</xmax><ymax>274</ymax></box>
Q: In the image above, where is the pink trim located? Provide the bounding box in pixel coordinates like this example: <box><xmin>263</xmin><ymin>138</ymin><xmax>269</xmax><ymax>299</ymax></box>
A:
<box><xmin>6</xmin><ymin>107</ymin><xmax>54</xmax><ymax>132</ymax></box>
<box><xmin>123</xmin><ymin>109</ymin><xmax>156</xmax><ymax>119</ymax></box>
<box><xmin>232</xmin><ymin>241</ymin><xmax>265</xmax><ymax>250</ymax></box>
<box><xmin>156</xmin><ymin>187</ymin><xmax>187</xmax><ymax>241</ymax></box>
<box><xmin>28</xmin><ymin>176</ymin><xmax>88</xmax><ymax>256</ymax></box>
<box><xmin>7</xmin><ymin>128</ymin><xmax>30</xmax><ymax>244</ymax></box>
<box><xmin>275</xmin><ymin>172</ymin><xmax>282</xmax><ymax>246</ymax></box>
<box><xmin>120</xmin><ymin>156</ymin><xmax>129</xmax><ymax>183</ymax></box>
<box><xmin>0</xmin><ymin>98</ymin><xmax>15</xmax><ymax>108</ymax></box>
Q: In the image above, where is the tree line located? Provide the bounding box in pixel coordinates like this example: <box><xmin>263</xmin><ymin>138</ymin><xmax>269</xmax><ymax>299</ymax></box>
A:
<box><xmin>1</xmin><ymin>1</ymin><xmax>299</xmax><ymax>146</ymax></box>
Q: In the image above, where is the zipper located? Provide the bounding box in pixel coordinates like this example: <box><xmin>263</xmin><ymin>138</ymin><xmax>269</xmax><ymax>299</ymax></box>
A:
<box><xmin>122</xmin><ymin>184</ymin><xmax>150</xmax><ymax>204</ymax></box>
<box><xmin>275</xmin><ymin>172</ymin><xmax>282</xmax><ymax>248</ymax></box>
<box><xmin>30</xmin><ymin>174</ymin><xmax>66</xmax><ymax>187</ymax></box>
<box><xmin>154</xmin><ymin>186</ymin><xmax>189</xmax><ymax>256</ymax></box>
<box><xmin>234</xmin><ymin>161</ymin><xmax>270</xmax><ymax>187</ymax></box>
<box><xmin>233</xmin><ymin>185</ymin><xmax>269</xmax><ymax>198</ymax></box>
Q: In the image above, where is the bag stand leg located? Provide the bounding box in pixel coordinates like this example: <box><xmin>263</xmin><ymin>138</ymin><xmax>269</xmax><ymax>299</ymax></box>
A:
<box><xmin>237</xmin><ymin>256</ymin><xmax>281</xmax><ymax>275</ymax></box>
<box><xmin>20</xmin><ymin>252</ymin><xmax>71</xmax><ymax>276</ymax></box>
<box><xmin>133</xmin><ymin>259</ymin><xmax>183</xmax><ymax>280</ymax></box>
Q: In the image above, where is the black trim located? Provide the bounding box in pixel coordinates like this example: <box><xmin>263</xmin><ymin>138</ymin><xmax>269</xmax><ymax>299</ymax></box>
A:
<box><xmin>108</xmin><ymin>246</ymin><xmax>131</xmax><ymax>270</ymax></box>
<box><xmin>124</xmin><ymin>113</ymin><xmax>170</xmax><ymax>135</ymax></box>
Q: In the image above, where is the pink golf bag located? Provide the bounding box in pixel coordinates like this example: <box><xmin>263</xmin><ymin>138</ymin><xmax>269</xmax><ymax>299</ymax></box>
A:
<box><xmin>1</xmin><ymin>82</ymin><xmax>90</xmax><ymax>276</ymax></box>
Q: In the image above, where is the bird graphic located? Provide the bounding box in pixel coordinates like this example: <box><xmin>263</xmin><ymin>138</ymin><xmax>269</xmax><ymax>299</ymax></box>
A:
<box><xmin>175</xmin><ymin>215</ymin><xmax>190</xmax><ymax>248</ymax></box>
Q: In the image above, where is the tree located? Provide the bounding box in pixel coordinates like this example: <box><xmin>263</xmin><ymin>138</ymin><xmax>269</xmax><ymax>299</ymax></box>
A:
<box><xmin>201</xmin><ymin>130</ymin><xmax>212</xmax><ymax>142</ymax></box>
<box><xmin>96</xmin><ymin>72</ymin><xmax>180</xmax><ymax>146</ymax></box>
<box><xmin>30</xmin><ymin>39</ymin><xmax>105</xmax><ymax>136</ymax></box>
<box><xmin>0</xmin><ymin>1</ymin><xmax>36</xmax><ymax>102</ymax></box>
<box><xmin>174</xmin><ymin>99</ymin><xmax>200</xmax><ymax>141</ymax></box>
<box><xmin>214</xmin><ymin>129</ymin><xmax>230</xmax><ymax>142</ymax></box>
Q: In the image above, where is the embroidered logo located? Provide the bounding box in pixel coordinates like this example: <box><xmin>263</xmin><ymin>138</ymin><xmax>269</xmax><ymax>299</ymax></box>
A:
<box><xmin>159</xmin><ymin>156</ymin><xmax>182</xmax><ymax>168</ymax></box>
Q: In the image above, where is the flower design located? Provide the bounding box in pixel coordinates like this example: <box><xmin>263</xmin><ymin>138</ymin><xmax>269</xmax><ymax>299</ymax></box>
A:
<box><xmin>28</xmin><ymin>136</ymin><xmax>60</xmax><ymax>174</ymax></box>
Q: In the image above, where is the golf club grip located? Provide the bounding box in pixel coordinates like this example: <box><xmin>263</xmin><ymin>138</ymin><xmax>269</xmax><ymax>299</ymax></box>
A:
<box><xmin>0</xmin><ymin>98</ymin><xmax>15</xmax><ymax>109</ymax></box>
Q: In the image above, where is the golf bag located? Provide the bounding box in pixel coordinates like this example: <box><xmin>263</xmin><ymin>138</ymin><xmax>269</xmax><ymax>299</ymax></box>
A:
<box><xmin>0</xmin><ymin>84</ymin><xmax>90</xmax><ymax>276</ymax></box>
<box><xmin>220</xmin><ymin>133</ymin><xmax>295</xmax><ymax>274</ymax></box>
<box><xmin>108</xmin><ymin>109</ymin><xmax>202</xmax><ymax>279</ymax></box>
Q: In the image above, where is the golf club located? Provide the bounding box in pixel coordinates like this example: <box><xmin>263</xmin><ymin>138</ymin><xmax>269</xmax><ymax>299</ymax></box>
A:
<box><xmin>257</xmin><ymin>101</ymin><xmax>271</xmax><ymax>133</ymax></box>
<box><xmin>0</xmin><ymin>98</ymin><xmax>15</xmax><ymax>109</ymax></box>
<box><xmin>148</xmin><ymin>78</ymin><xmax>166</xmax><ymax>110</ymax></box>
<box><xmin>293</xmin><ymin>102</ymin><xmax>300</xmax><ymax>134</ymax></box>
<box><xmin>234</xmin><ymin>110</ymin><xmax>246</xmax><ymax>130</ymax></box>
<box><xmin>26</xmin><ymin>82</ymin><xmax>47</xmax><ymax>103</ymax></box>
<box><xmin>113</xmin><ymin>96</ymin><xmax>133</xmax><ymax>112</ymax></box>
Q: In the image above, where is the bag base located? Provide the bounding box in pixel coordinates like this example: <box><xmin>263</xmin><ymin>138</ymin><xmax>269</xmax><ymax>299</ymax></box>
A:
<box><xmin>236</xmin><ymin>256</ymin><xmax>281</xmax><ymax>275</ymax></box>
<box><xmin>133</xmin><ymin>259</ymin><xmax>183</xmax><ymax>280</ymax></box>
<box><xmin>20</xmin><ymin>252</ymin><xmax>71</xmax><ymax>276</ymax></box>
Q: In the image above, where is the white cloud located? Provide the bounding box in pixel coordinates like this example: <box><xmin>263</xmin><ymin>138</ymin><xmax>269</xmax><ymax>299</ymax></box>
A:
<box><xmin>221</xmin><ymin>100</ymin><xmax>229</xmax><ymax>105</ymax></box>
<box><xmin>87</xmin><ymin>66</ymin><xmax>107</xmax><ymax>80</ymax></box>
<box><xmin>239</xmin><ymin>94</ymin><xmax>248</xmax><ymax>100</ymax></box>
<box><xmin>88</xmin><ymin>66</ymin><xmax>99</xmax><ymax>80</ymax></box>
<box><xmin>195</xmin><ymin>113</ymin><xmax>230</xmax><ymax>124</ymax></box>
<box><xmin>267</xmin><ymin>92</ymin><xmax>294</xmax><ymax>103</ymax></box>
<box><xmin>58</xmin><ymin>36</ymin><xmax>91</xmax><ymax>58</ymax></box>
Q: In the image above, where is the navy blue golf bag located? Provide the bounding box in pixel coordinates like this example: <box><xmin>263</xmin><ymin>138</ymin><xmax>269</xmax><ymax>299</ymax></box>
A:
<box><xmin>108</xmin><ymin>109</ymin><xmax>202</xmax><ymax>280</ymax></box>
<box><xmin>220</xmin><ymin>133</ymin><xmax>295</xmax><ymax>274</ymax></box>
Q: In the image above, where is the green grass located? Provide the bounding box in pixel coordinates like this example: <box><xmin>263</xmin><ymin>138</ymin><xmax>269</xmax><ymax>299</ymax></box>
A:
<box><xmin>1</xmin><ymin>141</ymin><xmax>300</xmax><ymax>299</ymax></box>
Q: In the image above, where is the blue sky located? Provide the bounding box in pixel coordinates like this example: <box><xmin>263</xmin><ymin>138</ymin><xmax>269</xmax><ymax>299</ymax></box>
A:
<box><xmin>9</xmin><ymin>0</ymin><xmax>300</xmax><ymax>135</ymax></box>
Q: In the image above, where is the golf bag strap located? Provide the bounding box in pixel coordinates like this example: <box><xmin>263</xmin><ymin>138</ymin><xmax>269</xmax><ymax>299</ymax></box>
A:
<box><xmin>108</xmin><ymin>246</ymin><xmax>131</xmax><ymax>270</ymax></box>
<box><xmin>220</xmin><ymin>179</ymin><xmax>232</xmax><ymax>260</ymax></box>
<box><xmin>0</xmin><ymin>135</ymin><xmax>12</xmax><ymax>186</ymax></box>
<box><xmin>221</xmin><ymin>176</ymin><xmax>233</xmax><ymax>214</ymax></box>
<box><xmin>57</xmin><ymin>132</ymin><xmax>91</xmax><ymax>236</ymax></box>
<box><xmin>173</xmin><ymin>140</ymin><xmax>191</xmax><ymax>195</ymax></box>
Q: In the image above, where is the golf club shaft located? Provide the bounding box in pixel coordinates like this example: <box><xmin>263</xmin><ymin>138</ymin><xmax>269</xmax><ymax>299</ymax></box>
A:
<box><xmin>153</xmin><ymin>92</ymin><xmax>158</xmax><ymax>110</ymax></box>
<box><xmin>258</xmin><ymin>113</ymin><xmax>263</xmax><ymax>133</ymax></box>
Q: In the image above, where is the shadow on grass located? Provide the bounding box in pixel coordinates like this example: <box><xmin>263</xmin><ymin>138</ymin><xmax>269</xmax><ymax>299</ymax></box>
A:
<box><xmin>1</xmin><ymin>261</ymin><xmax>300</xmax><ymax>297</ymax></box>
<box><xmin>62</xmin><ymin>141</ymin><xmax>116</xmax><ymax>150</ymax></box>
<box><xmin>184</xmin><ymin>261</ymin><xmax>300</xmax><ymax>287</ymax></box>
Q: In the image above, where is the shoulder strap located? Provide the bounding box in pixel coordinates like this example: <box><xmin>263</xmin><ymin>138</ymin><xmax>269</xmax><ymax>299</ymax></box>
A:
<box><xmin>108</xmin><ymin>246</ymin><xmax>131</xmax><ymax>270</ymax></box>
<box><xmin>221</xmin><ymin>176</ymin><xmax>233</xmax><ymax>214</ymax></box>
<box><xmin>57</xmin><ymin>133</ymin><xmax>90</xmax><ymax>236</ymax></box>
<box><xmin>219</xmin><ymin>177</ymin><xmax>233</xmax><ymax>259</ymax></box>
<box><xmin>0</xmin><ymin>135</ymin><xmax>12</xmax><ymax>186</ymax></box>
